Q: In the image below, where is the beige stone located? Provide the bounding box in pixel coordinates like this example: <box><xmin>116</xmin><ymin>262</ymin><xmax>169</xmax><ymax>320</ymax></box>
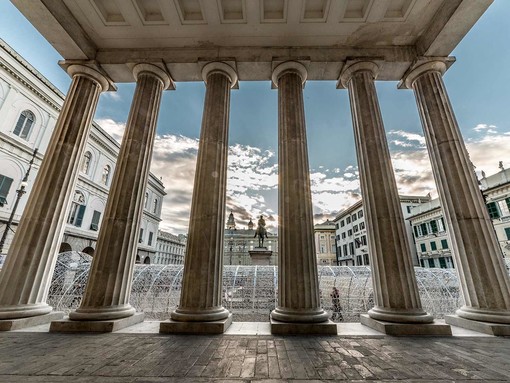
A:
<box><xmin>169</xmin><ymin>62</ymin><xmax>236</xmax><ymax>329</ymax></box>
<box><xmin>403</xmin><ymin>61</ymin><xmax>510</xmax><ymax>325</ymax></box>
<box><xmin>0</xmin><ymin>65</ymin><xmax>110</xmax><ymax>320</ymax></box>
<box><xmin>360</xmin><ymin>314</ymin><xmax>452</xmax><ymax>336</ymax></box>
<box><xmin>51</xmin><ymin>313</ymin><xmax>144</xmax><ymax>333</ymax></box>
<box><xmin>69</xmin><ymin>63</ymin><xmax>171</xmax><ymax>322</ymax></box>
<box><xmin>340</xmin><ymin>61</ymin><xmax>433</xmax><ymax>325</ymax></box>
<box><xmin>270</xmin><ymin>61</ymin><xmax>331</xmax><ymax>330</ymax></box>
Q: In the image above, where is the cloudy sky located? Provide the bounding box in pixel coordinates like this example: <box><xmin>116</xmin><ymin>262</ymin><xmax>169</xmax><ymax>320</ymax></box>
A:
<box><xmin>2</xmin><ymin>1</ymin><xmax>510</xmax><ymax>234</ymax></box>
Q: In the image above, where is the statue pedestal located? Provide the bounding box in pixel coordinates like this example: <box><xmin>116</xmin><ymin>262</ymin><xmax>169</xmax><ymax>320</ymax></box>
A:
<box><xmin>249</xmin><ymin>248</ymin><xmax>272</xmax><ymax>265</ymax></box>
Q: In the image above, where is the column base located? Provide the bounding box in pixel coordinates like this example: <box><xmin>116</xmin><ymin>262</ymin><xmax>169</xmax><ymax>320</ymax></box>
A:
<box><xmin>271</xmin><ymin>318</ymin><xmax>337</xmax><ymax>335</ymax></box>
<box><xmin>0</xmin><ymin>311</ymin><xmax>64</xmax><ymax>331</ymax></box>
<box><xmin>361</xmin><ymin>314</ymin><xmax>452</xmax><ymax>336</ymax></box>
<box><xmin>455</xmin><ymin>306</ymin><xmax>510</xmax><ymax>324</ymax></box>
<box><xmin>170</xmin><ymin>306</ymin><xmax>230</xmax><ymax>322</ymax></box>
<box><xmin>68</xmin><ymin>304</ymin><xmax>136</xmax><ymax>321</ymax></box>
<box><xmin>368</xmin><ymin>306</ymin><xmax>434</xmax><ymax>323</ymax></box>
<box><xmin>445</xmin><ymin>314</ymin><xmax>510</xmax><ymax>336</ymax></box>
<box><xmin>0</xmin><ymin>303</ymin><xmax>53</xmax><ymax>320</ymax></box>
<box><xmin>160</xmin><ymin>313</ymin><xmax>232</xmax><ymax>334</ymax></box>
<box><xmin>50</xmin><ymin>312</ymin><xmax>144</xmax><ymax>333</ymax></box>
<box><xmin>270</xmin><ymin>307</ymin><xmax>330</xmax><ymax>323</ymax></box>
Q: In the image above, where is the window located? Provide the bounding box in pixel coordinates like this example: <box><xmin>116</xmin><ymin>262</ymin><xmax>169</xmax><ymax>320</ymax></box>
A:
<box><xmin>358</xmin><ymin>210</ymin><xmax>363</xmax><ymax>218</ymax></box>
<box><xmin>335</xmin><ymin>223</ymin><xmax>339</xmax><ymax>229</ymax></box>
<box><xmin>420</xmin><ymin>223</ymin><xmax>428</xmax><ymax>236</ymax></box>
<box><xmin>430</xmin><ymin>241</ymin><xmax>437</xmax><ymax>251</ymax></box>
<box><xmin>363</xmin><ymin>254</ymin><xmax>369</xmax><ymax>265</ymax></box>
<box><xmin>497</xmin><ymin>199</ymin><xmax>510</xmax><ymax>217</ymax></box>
<box><xmin>343</xmin><ymin>244</ymin><xmax>347</xmax><ymax>256</ymax></box>
<box><xmin>81</xmin><ymin>152</ymin><xmax>92</xmax><ymax>174</ymax></box>
<box><xmin>144</xmin><ymin>192</ymin><xmax>149</xmax><ymax>208</ymax></box>
<box><xmin>359</xmin><ymin>222</ymin><xmax>365</xmax><ymax>230</ymax></box>
<box><xmin>505</xmin><ymin>227</ymin><xmax>510</xmax><ymax>240</ymax></box>
<box><xmin>340</xmin><ymin>220</ymin><xmax>345</xmax><ymax>227</ymax></box>
<box><xmin>361</xmin><ymin>235</ymin><xmax>367</xmax><ymax>246</ymax></box>
<box><xmin>67</xmin><ymin>191</ymin><xmax>86</xmax><ymax>227</ymax></box>
<box><xmin>349</xmin><ymin>242</ymin><xmax>354</xmax><ymax>255</ymax></box>
<box><xmin>353</xmin><ymin>225</ymin><xmax>358</xmax><ymax>233</ymax></box>
<box><xmin>439</xmin><ymin>257</ymin><xmax>447</xmax><ymax>268</ymax></box>
<box><xmin>90</xmin><ymin>210</ymin><xmax>101</xmax><ymax>231</ymax></box>
<box><xmin>351</xmin><ymin>214</ymin><xmax>357</xmax><ymax>222</ymax></box>
<box><xmin>101</xmin><ymin>165</ymin><xmax>111</xmax><ymax>185</ymax></box>
<box><xmin>13</xmin><ymin>110</ymin><xmax>35</xmax><ymax>139</ymax></box>
<box><xmin>420</xmin><ymin>259</ymin><xmax>425</xmax><ymax>267</ymax></box>
<box><xmin>346</xmin><ymin>217</ymin><xmax>351</xmax><ymax>224</ymax></box>
<box><xmin>438</xmin><ymin>218</ymin><xmax>445</xmax><ymax>232</ymax></box>
<box><xmin>148</xmin><ymin>231</ymin><xmax>153</xmax><ymax>246</ymax></box>
<box><xmin>413</xmin><ymin>226</ymin><xmax>419</xmax><ymax>238</ymax></box>
<box><xmin>406</xmin><ymin>205</ymin><xmax>412</xmax><ymax>214</ymax></box>
<box><xmin>428</xmin><ymin>258</ymin><xmax>435</xmax><ymax>268</ymax></box>
<box><xmin>139</xmin><ymin>228</ymin><xmax>144</xmax><ymax>243</ymax></box>
<box><xmin>0</xmin><ymin>175</ymin><xmax>13</xmax><ymax>206</ymax></box>
<box><xmin>441</xmin><ymin>239</ymin><xmax>448</xmax><ymax>249</ymax></box>
<box><xmin>348</xmin><ymin>229</ymin><xmax>352</xmax><ymax>236</ymax></box>
<box><xmin>420</xmin><ymin>243</ymin><xmax>426</xmax><ymax>252</ymax></box>
<box><xmin>341</xmin><ymin>232</ymin><xmax>346</xmax><ymax>239</ymax></box>
<box><xmin>320</xmin><ymin>235</ymin><xmax>324</xmax><ymax>239</ymax></box>
<box><xmin>320</xmin><ymin>246</ymin><xmax>325</xmax><ymax>253</ymax></box>
<box><xmin>430</xmin><ymin>220</ymin><xmax>438</xmax><ymax>233</ymax></box>
<box><xmin>355</xmin><ymin>238</ymin><xmax>361</xmax><ymax>248</ymax></box>
<box><xmin>487</xmin><ymin>202</ymin><xmax>500</xmax><ymax>219</ymax></box>
<box><xmin>153</xmin><ymin>198</ymin><xmax>158</xmax><ymax>214</ymax></box>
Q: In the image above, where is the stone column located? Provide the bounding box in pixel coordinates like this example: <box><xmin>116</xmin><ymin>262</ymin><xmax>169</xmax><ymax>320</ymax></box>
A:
<box><xmin>0</xmin><ymin>65</ymin><xmax>110</xmax><ymax>324</ymax></box>
<box><xmin>339</xmin><ymin>62</ymin><xmax>448</xmax><ymax>335</ymax></box>
<box><xmin>60</xmin><ymin>64</ymin><xmax>172</xmax><ymax>328</ymax></box>
<box><xmin>270</xmin><ymin>61</ymin><xmax>334</xmax><ymax>335</ymax></box>
<box><xmin>403</xmin><ymin>61</ymin><xmax>510</xmax><ymax>330</ymax></box>
<box><xmin>162</xmin><ymin>62</ymin><xmax>237</xmax><ymax>334</ymax></box>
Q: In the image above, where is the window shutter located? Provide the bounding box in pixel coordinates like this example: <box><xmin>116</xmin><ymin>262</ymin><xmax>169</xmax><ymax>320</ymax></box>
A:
<box><xmin>13</xmin><ymin>113</ymin><xmax>26</xmax><ymax>136</ymax></box>
<box><xmin>0</xmin><ymin>176</ymin><xmax>13</xmax><ymax>205</ymax></box>
<box><xmin>75</xmin><ymin>205</ymin><xmax>86</xmax><ymax>227</ymax></box>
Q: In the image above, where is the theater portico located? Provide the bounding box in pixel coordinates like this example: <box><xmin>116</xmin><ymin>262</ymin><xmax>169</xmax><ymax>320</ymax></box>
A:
<box><xmin>2</xmin><ymin>0</ymin><xmax>510</xmax><ymax>337</ymax></box>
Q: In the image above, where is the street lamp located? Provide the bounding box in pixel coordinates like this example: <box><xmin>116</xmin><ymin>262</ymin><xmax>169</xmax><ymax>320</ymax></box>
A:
<box><xmin>0</xmin><ymin>148</ymin><xmax>38</xmax><ymax>256</ymax></box>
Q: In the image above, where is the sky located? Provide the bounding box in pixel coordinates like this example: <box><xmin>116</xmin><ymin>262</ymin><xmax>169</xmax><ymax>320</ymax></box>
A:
<box><xmin>1</xmin><ymin>1</ymin><xmax>510</xmax><ymax>235</ymax></box>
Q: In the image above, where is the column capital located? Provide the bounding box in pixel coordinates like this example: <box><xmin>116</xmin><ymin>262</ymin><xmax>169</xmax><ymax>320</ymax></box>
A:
<box><xmin>400</xmin><ymin>60</ymin><xmax>447</xmax><ymax>89</ymax></box>
<box><xmin>338</xmin><ymin>61</ymin><xmax>379</xmax><ymax>89</ymax></box>
<box><xmin>132</xmin><ymin>63</ymin><xmax>175</xmax><ymax>90</ymax></box>
<box><xmin>66</xmin><ymin>64</ymin><xmax>114</xmax><ymax>92</ymax></box>
<box><xmin>271</xmin><ymin>61</ymin><xmax>307</xmax><ymax>88</ymax></box>
<box><xmin>201</xmin><ymin>62</ymin><xmax>238</xmax><ymax>88</ymax></box>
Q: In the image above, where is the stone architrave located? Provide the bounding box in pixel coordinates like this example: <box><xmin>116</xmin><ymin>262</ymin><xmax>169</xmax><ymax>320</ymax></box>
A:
<box><xmin>64</xmin><ymin>64</ymin><xmax>172</xmax><ymax>325</ymax></box>
<box><xmin>270</xmin><ymin>61</ymin><xmax>334</xmax><ymax>335</ymax></box>
<box><xmin>403</xmin><ymin>61</ymin><xmax>510</xmax><ymax>328</ymax></box>
<box><xmin>0</xmin><ymin>65</ymin><xmax>111</xmax><ymax>323</ymax></box>
<box><xmin>339</xmin><ymin>62</ymin><xmax>449</xmax><ymax>333</ymax></box>
<box><xmin>161</xmin><ymin>62</ymin><xmax>237</xmax><ymax>334</ymax></box>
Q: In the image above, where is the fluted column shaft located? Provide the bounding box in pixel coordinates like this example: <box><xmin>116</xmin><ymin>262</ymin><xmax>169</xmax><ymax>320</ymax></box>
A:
<box><xmin>405</xmin><ymin>61</ymin><xmax>510</xmax><ymax>324</ymax></box>
<box><xmin>171</xmin><ymin>63</ymin><xmax>236</xmax><ymax>322</ymax></box>
<box><xmin>340</xmin><ymin>62</ymin><xmax>432</xmax><ymax>323</ymax></box>
<box><xmin>0</xmin><ymin>65</ymin><xmax>109</xmax><ymax>319</ymax></box>
<box><xmin>271</xmin><ymin>62</ymin><xmax>329</xmax><ymax>323</ymax></box>
<box><xmin>70</xmin><ymin>64</ymin><xmax>171</xmax><ymax>321</ymax></box>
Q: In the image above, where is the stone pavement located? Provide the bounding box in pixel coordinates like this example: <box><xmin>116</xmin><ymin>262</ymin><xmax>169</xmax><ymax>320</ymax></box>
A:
<box><xmin>0</xmin><ymin>323</ymin><xmax>509</xmax><ymax>382</ymax></box>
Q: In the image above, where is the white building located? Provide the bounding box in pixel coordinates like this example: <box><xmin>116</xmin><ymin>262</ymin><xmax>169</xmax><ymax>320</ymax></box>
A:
<box><xmin>314</xmin><ymin>220</ymin><xmax>336</xmax><ymax>265</ymax></box>
<box><xmin>408</xmin><ymin>167</ymin><xmax>510</xmax><ymax>268</ymax></box>
<box><xmin>154</xmin><ymin>230</ymin><xmax>186</xmax><ymax>265</ymax></box>
<box><xmin>334</xmin><ymin>195</ymin><xmax>431</xmax><ymax>266</ymax></box>
<box><xmin>0</xmin><ymin>38</ymin><xmax>165</xmax><ymax>263</ymax></box>
<box><xmin>408</xmin><ymin>199</ymin><xmax>455</xmax><ymax>268</ymax></box>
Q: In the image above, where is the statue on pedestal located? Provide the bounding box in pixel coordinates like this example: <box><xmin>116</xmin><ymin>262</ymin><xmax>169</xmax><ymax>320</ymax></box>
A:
<box><xmin>254</xmin><ymin>215</ymin><xmax>268</xmax><ymax>247</ymax></box>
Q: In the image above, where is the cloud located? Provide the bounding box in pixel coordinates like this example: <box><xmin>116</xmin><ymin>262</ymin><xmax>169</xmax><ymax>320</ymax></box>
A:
<box><xmin>473</xmin><ymin>123</ymin><xmax>498</xmax><ymax>134</ymax></box>
<box><xmin>388</xmin><ymin>130</ymin><xmax>426</xmax><ymax>148</ymax></box>
<box><xmin>96</xmin><ymin>118</ymin><xmax>126</xmax><ymax>143</ymax></box>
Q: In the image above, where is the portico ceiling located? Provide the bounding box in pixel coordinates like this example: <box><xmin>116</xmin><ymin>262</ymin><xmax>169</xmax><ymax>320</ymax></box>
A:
<box><xmin>12</xmin><ymin>0</ymin><xmax>492</xmax><ymax>82</ymax></box>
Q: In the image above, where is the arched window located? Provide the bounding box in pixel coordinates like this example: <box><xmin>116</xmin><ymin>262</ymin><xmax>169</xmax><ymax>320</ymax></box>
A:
<box><xmin>153</xmin><ymin>198</ymin><xmax>158</xmax><ymax>214</ymax></box>
<box><xmin>81</xmin><ymin>151</ymin><xmax>92</xmax><ymax>174</ymax></box>
<box><xmin>13</xmin><ymin>110</ymin><xmax>35</xmax><ymax>139</ymax></box>
<box><xmin>144</xmin><ymin>192</ymin><xmax>149</xmax><ymax>208</ymax></box>
<box><xmin>67</xmin><ymin>190</ymin><xmax>86</xmax><ymax>227</ymax></box>
<box><xmin>101</xmin><ymin>165</ymin><xmax>111</xmax><ymax>185</ymax></box>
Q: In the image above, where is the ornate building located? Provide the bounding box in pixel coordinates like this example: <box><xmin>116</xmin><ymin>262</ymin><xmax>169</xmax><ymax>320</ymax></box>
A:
<box><xmin>224</xmin><ymin>211</ymin><xmax>277</xmax><ymax>265</ymax></box>
<box><xmin>334</xmin><ymin>195</ymin><xmax>430</xmax><ymax>266</ymax></box>
<box><xmin>314</xmin><ymin>220</ymin><xmax>336</xmax><ymax>265</ymax></box>
<box><xmin>0</xmin><ymin>39</ymin><xmax>165</xmax><ymax>264</ymax></box>
<box><xmin>154</xmin><ymin>230</ymin><xmax>186</xmax><ymax>265</ymax></box>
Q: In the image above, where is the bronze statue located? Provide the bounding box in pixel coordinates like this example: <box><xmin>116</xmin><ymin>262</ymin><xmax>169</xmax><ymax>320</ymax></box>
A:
<box><xmin>254</xmin><ymin>215</ymin><xmax>268</xmax><ymax>247</ymax></box>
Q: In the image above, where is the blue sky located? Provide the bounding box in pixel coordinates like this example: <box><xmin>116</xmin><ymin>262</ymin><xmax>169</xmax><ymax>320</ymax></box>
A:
<box><xmin>1</xmin><ymin>1</ymin><xmax>510</xmax><ymax>234</ymax></box>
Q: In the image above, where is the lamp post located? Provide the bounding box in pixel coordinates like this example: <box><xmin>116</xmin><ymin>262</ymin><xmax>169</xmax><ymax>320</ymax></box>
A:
<box><xmin>0</xmin><ymin>148</ymin><xmax>38</xmax><ymax>255</ymax></box>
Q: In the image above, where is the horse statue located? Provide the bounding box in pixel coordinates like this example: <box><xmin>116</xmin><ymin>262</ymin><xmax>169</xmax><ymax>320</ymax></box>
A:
<box><xmin>254</xmin><ymin>215</ymin><xmax>268</xmax><ymax>247</ymax></box>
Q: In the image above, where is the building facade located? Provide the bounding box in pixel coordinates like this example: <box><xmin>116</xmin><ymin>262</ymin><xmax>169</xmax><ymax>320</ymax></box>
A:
<box><xmin>408</xmin><ymin>167</ymin><xmax>510</xmax><ymax>268</ymax></box>
<box><xmin>224</xmin><ymin>212</ymin><xmax>278</xmax><ymax>265</ymax></box>
<box><xmin>334</xmin><ymin>196</ymin><xmax>431</xmax><ymax>266</ymax></box>
<box><xmin>0</xmin><ymin>39</ymin><xmax>165</xmax><ymax>263</ymax></box>
<box><xmin>154</xmin><ymin>230</ymin><xmax>186</xmax><ymax>265</ymax></box>
<box><xmin>314</xmin><ymin>220</ymin><xmax>336</xmax><ymax>265</ymax></box>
